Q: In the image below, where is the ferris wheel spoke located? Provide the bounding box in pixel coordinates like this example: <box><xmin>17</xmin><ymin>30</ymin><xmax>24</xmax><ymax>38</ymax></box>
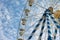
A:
<box><xmin>25</xmin><ymin>13</ymin><xmax>43</xmax><ymax>19</ymax></box>
<box><xmin>53</xmin><ymin>0</ymin><xmax>60</xmax><ymax>9</ymax></box>
<box><xmin>45</xmin><ymin>0</ymin><xmax>48</xmax><ymax>6</ymax></box>
<box><xmin>24</xmin><ymin>20</ymin><xmax>39</xmax><ymax>33</ymax></box>
<box><xmin>47</xmin><ymin>13</ymin><xmax>57</xmax><ymax>40</ymax></box>
<box><xmin>32</xmin><ymin>0</ymin><xmax>47</xmax><ymax>9</ymax></box>
<box><xmin>35</xmin><ymin>3</ymin><xmax>46</xmax><ymax>9</ymax></box>
<box><xmin>48</xmin><ymin>14</ymin><xmax>60</xmax><ymax>29</ymax></box>
<box><xmin>38</xmin><ymin>17</ymin><xmax>46</xmax><ymax>40</ymax></box>
<box><xmin>23</xmin><ymin>13</ymin><xmax>45</xmax><ymax>34</ymax></box>
<box><xmin>24</xmin><ymin>16</ymin><xmax>43</xmax><ymax>33</ymax></box>
<box><xmin>27</xmin><ymin>16</ymin><xmax>44</xmax><ymax>40</ymax></box>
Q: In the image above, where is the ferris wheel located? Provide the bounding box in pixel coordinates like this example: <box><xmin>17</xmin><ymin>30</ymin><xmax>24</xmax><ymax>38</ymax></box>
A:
<box><xmin>0</xmin><ymin>0</ymin><xmax>60</xmax><ymax>40</ymax></box>
<box><xmin>17</xmin><ymin>0</ymin><xmax>60</xmax><ymax>40</ymax></box>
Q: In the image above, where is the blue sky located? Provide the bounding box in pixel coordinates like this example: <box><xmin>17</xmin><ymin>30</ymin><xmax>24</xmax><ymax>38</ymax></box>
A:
<box><xmin>0</xmin><ymin>0</ymin><xmax>60</xmax><ymax>40</ymax></box>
